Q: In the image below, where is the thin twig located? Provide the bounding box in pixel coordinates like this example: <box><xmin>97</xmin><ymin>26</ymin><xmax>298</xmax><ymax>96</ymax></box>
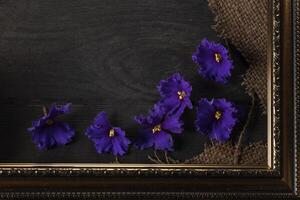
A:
<box><xmin>233</xmin><ymin>95</ymin><xmax>255</xmax><ymax>165</ymax></box>
<box><xmin>154</xmin><ymin>150</ymin><xmax>164</xmax><ymax>164</ymax></box>
<box><xmin>147</xmin><ymin>150</ymin><xmax>165</xmax><ymax>164</ymax></box>
<box><xmin>164</xmin><ymin>151</ymin><xmax>170</xmax><ymax>164</ymax></box>
<box><xmin>148</xmin><ymin>151</ymin><xmax>180</xmax><ymax>164</ymax></box>
<box><xmin>147</xmin><ymin>155</ymin><xmax>163</xmax><ymax>164</ymax></box>
<box><xmin>167</xmin><ymin>157</ymin><xmax>180</xmax><ymax>164</ymax></box>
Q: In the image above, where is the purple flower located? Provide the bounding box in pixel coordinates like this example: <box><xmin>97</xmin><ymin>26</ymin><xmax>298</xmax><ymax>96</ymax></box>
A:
<box><xmin>157</xmin><ymin>72</ymin><xmax>192</xmax><ymax>116</ymax></box>
<box><xmin>134</xmin><ymin>103</ymin><xmax>183</xmax><ymax>151</ymax></box>
<box><xmin>192</xmin><ymin>38</ymin><xmax>233</xmax><ymax>84</ymax></box>
<box><xmin>85</xmin><ymin>112</ymin><xmax>131</xmax><ymax>156</ymax></box>
<box><xmin>194</xmin><ymin>98</ymin><xmax>237</xmax><ymax>142</ymax></box>
<box><xmin>27</xmin><ymin>103</ymin><xmax>75</xmax><ymax>150</ymax></box>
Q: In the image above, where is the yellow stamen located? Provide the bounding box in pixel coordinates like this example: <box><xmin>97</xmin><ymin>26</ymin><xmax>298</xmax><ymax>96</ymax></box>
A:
<box><xmin>152</xmin><ymin>124</ymin><xmax>161</xmax><ymax>133</ymax></box>
<box><xmin>177</xmin><ymin>91</ymin><xmax>186</xmax><ymax>100</ymax></box>
<box><xmin>109</xmin><ymin>129</ymin><xmax>115</xmax><ymax>137</ymax></box>
<box><xmin>214</xmin><ymin>111</ymin><xmax>222</xmax><ymax>120</ymax></box>
<box><xmin>46</xmin><ymin>119</ymin><xmax>54</xmax><ymax>125</ymax></box>
<box><xmin>214</xmin><ymin>53</ymin><xmax>222</xmax><ymax>63</ymax></box>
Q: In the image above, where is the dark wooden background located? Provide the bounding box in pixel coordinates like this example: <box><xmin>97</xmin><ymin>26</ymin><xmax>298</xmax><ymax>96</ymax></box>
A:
<box><xmin>0</xmin><ymin>0</ymin><xmax>266</xmax><ymax>163</ymax></box>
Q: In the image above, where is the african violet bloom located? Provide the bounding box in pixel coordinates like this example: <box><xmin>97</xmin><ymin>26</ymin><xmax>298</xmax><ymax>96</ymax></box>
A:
<box><xmin>27</xmin><ymin>103</ymin><xmax>75</xmax><ymax>150</ymax></box>
<box><xmin>85</xmin><ymin>112</ymin><xmax>131</xmax><ymax>156</ymax></box>
<box><xmin>157</xmin><ymin>72</ymin><xmax>192</xmax><ymax>116</ymax></box>
<box><xmin>195</xmin><ymin>98</ymin><xmax>237</xmax><ymax>142</ymax></box>
<box><xmin>192</xmin><ymin>38</ymin><xmax>233</xmax><ymax>84</ymax></box>
<box><xmin>134</xmin><ymin>103</ymin><xmax>183</xmax><ymax>151</ymax></box>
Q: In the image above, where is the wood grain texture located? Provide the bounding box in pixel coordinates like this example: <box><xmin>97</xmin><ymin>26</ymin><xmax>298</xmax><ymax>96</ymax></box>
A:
<box><xmin>0</xmin><ymin>0</ymin><xmax>267</xmax><ymax>163</ymax></box>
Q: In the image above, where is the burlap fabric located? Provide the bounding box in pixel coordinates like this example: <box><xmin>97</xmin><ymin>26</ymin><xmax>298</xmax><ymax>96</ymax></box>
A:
<box><xmin>184</xmin><ymin>141</ymin><xmax>267</xmax><ymax>165</ymax></box>
<box><xmin>208</xmin><ymin>0</ymin><xmax>268</xmax><ymax>112</ymax></box>
<box><xmin>149</xmin><ymin>1</ymin><xmax>268</xmax><ymax>166</ymax></box>
<box><xmin>183</xmin><ymin>2</ymin><xmax>269</xmax><ymax>165</ymax></box>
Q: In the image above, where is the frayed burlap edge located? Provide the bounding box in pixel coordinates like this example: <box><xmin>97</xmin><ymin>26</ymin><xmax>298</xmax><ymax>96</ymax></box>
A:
<box><xmin>184</xmin><ymin>141</ymin><xmax>267</xmax><ymax>165</ymax></box>
<box><xmin>207</xmin><ymin>0</ymin><xmax>268</xmax><ymax>113</ymax></box>
<box><xmin>149</xmin><ymin>141</ymin><xmax>267</xmax><ymax>165</ymax></box>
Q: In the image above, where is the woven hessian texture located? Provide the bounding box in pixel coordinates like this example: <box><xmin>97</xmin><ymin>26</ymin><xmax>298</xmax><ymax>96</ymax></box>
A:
<box><xmin>208</xmin><ymin>0</ymin><xmax>268</xmax><ymax>112</ymax></box>
<box><xmin>184</xmin><ymin>141</ymin><xmax>267</xmax><ymax>165</ymax></box>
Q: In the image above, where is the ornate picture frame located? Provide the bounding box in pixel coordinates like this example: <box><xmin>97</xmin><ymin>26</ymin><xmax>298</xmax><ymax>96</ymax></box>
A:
<box><xmin>0</xmin><ymin>0</ymin><xmax>298</xmax><ymax>199</ymax></box>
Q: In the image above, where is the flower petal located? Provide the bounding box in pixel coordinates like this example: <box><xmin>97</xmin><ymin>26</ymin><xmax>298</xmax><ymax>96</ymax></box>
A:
<box><xmin>94</xmin><ymin>136</ymin><xmax>111</xmax><ymax>154</ymax></box>
<box><xmin>51</xmin><ymin>122</ymin><xmax>75</xmax><ymax>145</ymax></box>
<box><xmin>93</xmin><ymin>112</ymin><xmax>111</xmax><ymax>131</ymax></box>
<box><xmin>153</xmin><ymin>131</ymin><xmax>174</xmax><ymax>151</ymax></box>
<box><xmin>162</xmin><ymin>116</ymin><xmax>183</xmax><ymax>134</ymax></box>
<box><xmin>48</xmin><ymin>103</ymin><xmax>71</xmax><ymax>119</ymax></box>
<box><xmin>85</xmin><ymin>112</ymin><xmax>112</xmax><ymax>141</ymax></box>
<box><xmin>30</xmin><ymin>128</ymin><xmax>55</xmax><ymax>150</ymax></box>
<box><xmin>111</xmin><ymin>136</ymin><xmax>131</xmax><ymax>156</ymax></box>
<box><xmin>194</xmin><ymin>99</ymin><xmax>215</xmax><ymax>134</ymax></box>
<box><xmin>111</xmin><ymin>127</ymin><xmax>131</xmax><ymax>156</ymax></box>
<box><xmin>211</xmin><ymin>122</ymin><xmax>231</xmax><ymax>142</ymax></box>
<box><xmin>135</xmin><ymin>129</ymin><xmax>155</xmax><ymax>150</ymax></box>
<box><xmin>28</xmin><ymin>122</ymin><xmax>74</xmax><ymax>150</ymax></box>
<box><xmin>157</xmin><ymin>73</ymin><xmax>181</xmax><ymax>97</ymax></box>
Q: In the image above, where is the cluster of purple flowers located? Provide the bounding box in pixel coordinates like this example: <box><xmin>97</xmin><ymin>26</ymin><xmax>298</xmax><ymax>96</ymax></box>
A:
<box><xmin>134</xmin><ymin>73</ymin><xmax>193</xmax><ymax>151</ymax></box>
<box><xmin>27</xmin><ymin>38</ymin><xmax>238</xmax><ymax>157</ymax></box>
<box><xmin>27</xmin><ymin>103</ymin><xmax>132</xmax><ymax>156</ymax></box>
<box><xmin>191</xmin><ymin>39</ymin><xmax>237</xmax><ymax>140</ymax></box>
